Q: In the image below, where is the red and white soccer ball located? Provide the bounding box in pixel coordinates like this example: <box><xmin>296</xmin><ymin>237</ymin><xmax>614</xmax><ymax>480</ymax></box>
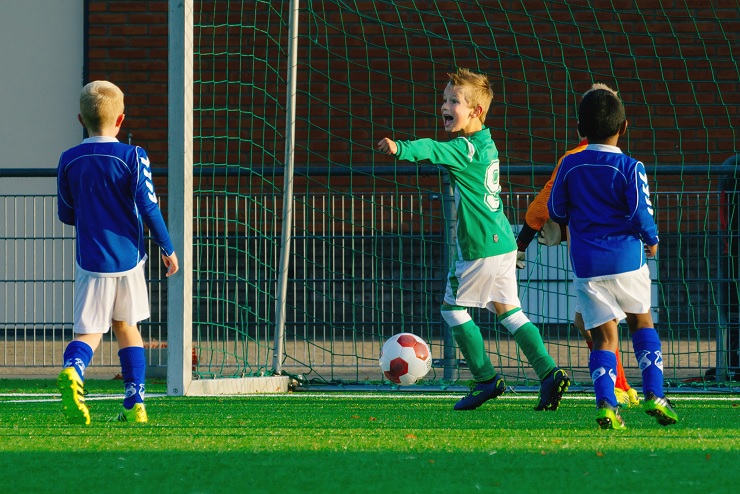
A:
<box><xmin>379</xmin><ymin>333</ymin><xmax>432</xmax><ymax>385</ymax></box>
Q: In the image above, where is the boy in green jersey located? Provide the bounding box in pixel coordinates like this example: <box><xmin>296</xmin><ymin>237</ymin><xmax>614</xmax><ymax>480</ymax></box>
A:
<box><xmin>377</xmin><ymin>68</ymin><xmax>569</xmax><ymax>410</ymax></box>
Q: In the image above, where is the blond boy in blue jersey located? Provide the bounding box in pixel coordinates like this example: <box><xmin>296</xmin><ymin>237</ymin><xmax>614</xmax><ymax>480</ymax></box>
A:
<box><xmin>377</xmin><ymin>68</ymin><xmax>569</xmax><ymax>411</ymax></box>
<box><xmin>56</xmin><ymin>81</ymin><xmax>179</xmax><ymax>425</ymax></box>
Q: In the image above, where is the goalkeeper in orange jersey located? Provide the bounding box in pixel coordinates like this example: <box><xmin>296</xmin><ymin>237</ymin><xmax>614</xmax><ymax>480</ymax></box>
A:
<box><xmin>515</xmin><ymin>83</ymin><xmax>640</xmax><ymax>408</ymax></box>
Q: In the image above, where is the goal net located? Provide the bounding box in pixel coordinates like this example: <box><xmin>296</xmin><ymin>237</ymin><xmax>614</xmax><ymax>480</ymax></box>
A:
<box><xmin>167</xmin><ymin>0</ymin><xmax>740</xmax><ymax>394</ymax></box>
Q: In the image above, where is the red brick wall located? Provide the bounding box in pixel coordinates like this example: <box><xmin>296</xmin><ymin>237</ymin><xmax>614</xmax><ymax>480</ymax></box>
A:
<box><xmin>86</xmin><ymin>1</ymin><xmax>740</xmax><ymax>181</ymax></box>
<box><xmin>87</xmin><ymin>0</ymin><xmax>169</xmax><ymax>165</ymax></box>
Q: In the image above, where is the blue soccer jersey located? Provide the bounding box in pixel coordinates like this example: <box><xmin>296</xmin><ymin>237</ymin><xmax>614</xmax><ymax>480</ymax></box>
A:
<box><xmin>547</xmin><ymin>143</ymin><xmax>658</xmax><ymax>279</ymax></box>
<box><xmin>57</xmin><ymin>136</ymin><xmax>174</xmax><ymax>275</ymax></box>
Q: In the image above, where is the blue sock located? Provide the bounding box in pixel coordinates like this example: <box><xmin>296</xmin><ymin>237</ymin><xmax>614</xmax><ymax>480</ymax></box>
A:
<box><xmin>589</xmin><ymin>350</ymin><xmax>618</xmax><ymax>407</ymax></box>
<box><xmin>119</xmin><ymin>346</ymin><xmax>146</xmax><ymax>409</ymax></box>
<box><xmin>632</xmin><ymin>327</ymin><xmax>665</xmax><ymax>398</ymax></box>
<box><xmin>62</xmin><ymin>340</ymin><xmax>94</xmax><ymax>381</ymax></box>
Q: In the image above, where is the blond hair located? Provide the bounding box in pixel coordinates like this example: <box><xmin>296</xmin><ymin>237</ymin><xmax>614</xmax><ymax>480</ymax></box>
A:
<box><xmin>584</xmin><ymin>82</ymin><xmax>617</xmax><ymax>98</ymax></box>
<box><xmin>79</xmin><ymin>81</ymin><xmax>124</xmax><ymax>133</ymax></box>
<box><xmin>447</xmin><ymin>68</ymin><xmax>493</xmax><ymax>124</ymax></box>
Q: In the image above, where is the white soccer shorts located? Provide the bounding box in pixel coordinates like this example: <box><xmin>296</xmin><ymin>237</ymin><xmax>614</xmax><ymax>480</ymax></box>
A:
<box><xmin>73</xmin><ymin>264</ymin><xmax>151</xmax><ymax>333</ymax></box>
<box><xmin>574</xmin><ymin>264</ymin><xmax>652</xmax><ymax>330</ymax></box>
<box><xmin>443</xmin><ymin>251</ymin><xmax>521</xmax><ymax>310</ymax></box>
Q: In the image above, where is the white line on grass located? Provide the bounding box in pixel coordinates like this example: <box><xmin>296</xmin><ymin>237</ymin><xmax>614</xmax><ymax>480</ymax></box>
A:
<box><xmin>256</xmin><ymin>393</ymin><xmax>740</xmax><ymax>401</ymax></box>
<box><xmin>0</xmin><ymin>393</ymin><xmax>168</xmax><ymax>404</ymax></box>
<box><xmin>2</xmin><ymin>393</ymin><xmax>736</xmax><ymax>403</ymax></box>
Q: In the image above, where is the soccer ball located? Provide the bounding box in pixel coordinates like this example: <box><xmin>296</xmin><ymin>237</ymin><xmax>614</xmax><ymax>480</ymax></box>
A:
<box><xmin>379</xmin><ymin>333</ymin><xmax>432</xmax><ymax>385</ymax></box>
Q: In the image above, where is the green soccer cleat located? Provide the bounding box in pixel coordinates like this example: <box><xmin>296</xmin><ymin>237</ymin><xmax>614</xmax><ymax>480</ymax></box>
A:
<box><xmin>644</xmin><ymin>392</ymin><xmax>678</xmax><ymax>426</ymax></box>
<box><xmin>117</xmin><ymin>403</ymin><xmax>148</xmax><ymax>423</ymax></box>
<box><xmin>596</xmin><ymin>400</ymin><xmax>627</xmax><ymax>430</ymax></box>
<box><xmin>454</xmin><ymin>375</ymin><xmax>506</xmax><ymax>410</ymax></box>
<box><xmin>534</xmin><ymin>367</ymin><xmax>570</xmax><ymax>411</ymax></box>
<box><xmin>57</xmin><ymin>367</ymin><xmax>90</xmax><ymax>425</ymax></box>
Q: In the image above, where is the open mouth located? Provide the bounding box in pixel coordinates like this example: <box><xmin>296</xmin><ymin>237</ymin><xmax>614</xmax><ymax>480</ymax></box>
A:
<box><xmin>443</xmin><ymin>115</ymin><xmax>454</xmax><ymax>126</ymax></box>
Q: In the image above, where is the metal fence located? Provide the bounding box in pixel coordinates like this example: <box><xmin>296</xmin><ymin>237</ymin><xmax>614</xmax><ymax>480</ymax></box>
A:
<box><xmin>1</xmin><ymin>168</ymin><xmax>738</xmax><ymax>389</ymax></box>
<box><xmin>0</xmin><ymin>189</ymin><xmax>170</xmax><ymax>377</ymax></box>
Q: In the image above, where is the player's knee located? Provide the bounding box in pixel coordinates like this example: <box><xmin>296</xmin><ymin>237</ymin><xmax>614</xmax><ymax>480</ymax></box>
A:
<box><xmin>626</xmin><ymin>313</ymin><xmax>654</xmax><ymax>332</ymax></box>
<box><xmin>440</xmin><ymin>307</ymin><xmax>471</xmax><ymax>327</ymax></box>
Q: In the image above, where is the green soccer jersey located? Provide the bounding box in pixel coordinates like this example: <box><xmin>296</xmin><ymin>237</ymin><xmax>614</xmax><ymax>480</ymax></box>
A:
<box><xmin>395</xmin><ymin>127</ymin><xmax>517</xmax><ymax>260</ymax></box>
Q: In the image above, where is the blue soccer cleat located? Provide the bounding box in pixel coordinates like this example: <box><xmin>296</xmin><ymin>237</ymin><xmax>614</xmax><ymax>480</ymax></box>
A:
<box><xmin>454</xmin><ymin>374</ymin><xmax>506</xmax><ymax>410</ymax></box>
<box><xmin>534</xmin><ymin>367</ymin><xmax>570</xmax><ymax>411</ymax></box>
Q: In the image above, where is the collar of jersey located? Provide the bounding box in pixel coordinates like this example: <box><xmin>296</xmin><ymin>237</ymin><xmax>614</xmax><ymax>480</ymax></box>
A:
<box><xmin>585</xmin><ymin>143</ymin><xmax>621</xmax><ymax>153</ymax></box>
<box><xmin>81</xmin><ymin>136</ymin><xmax>119</xmax><ymax>144</ymax></box>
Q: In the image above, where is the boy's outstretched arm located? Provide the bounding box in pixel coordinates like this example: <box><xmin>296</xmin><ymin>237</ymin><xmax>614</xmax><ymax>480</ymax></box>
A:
<box><xmin>378</xmin><ymin>136</ymin><xmax>471</xmax><ymax>169</ymax></box>
<box><xmin>377</xmin><ymin>138</ymin><xmax>398</xmax><ymax>155</ymax></box>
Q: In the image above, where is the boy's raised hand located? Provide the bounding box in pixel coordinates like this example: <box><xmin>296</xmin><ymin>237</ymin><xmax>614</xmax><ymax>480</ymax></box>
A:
<box><xmin>377</xmin><ymin>138</ymin><xmax>397</xmax><ymax>155</ymax></box>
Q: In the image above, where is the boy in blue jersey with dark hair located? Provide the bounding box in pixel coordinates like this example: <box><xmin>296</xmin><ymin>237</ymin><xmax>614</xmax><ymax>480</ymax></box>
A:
<box><xmin>56</xmin><ymin>80</ymin><xmax>179</xmax><ymax>425</ymax></box>
<box><xmin>548</xmin><ymin>88</ymin><xmax>678</xmax><ymax>429</ymax></box>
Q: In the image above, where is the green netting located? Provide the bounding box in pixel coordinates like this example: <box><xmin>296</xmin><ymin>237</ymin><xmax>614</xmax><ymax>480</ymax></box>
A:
<box><xmin>189</xmin><ymin>0</ymin><xmax>740</xmax><ymax>389</ymax></box>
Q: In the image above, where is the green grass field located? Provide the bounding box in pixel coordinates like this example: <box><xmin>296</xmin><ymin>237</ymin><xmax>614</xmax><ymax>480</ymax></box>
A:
<box><xmin>1</xmin><ymin>379</ymin><xmax>738</xmax><ymax>494</ymax></box>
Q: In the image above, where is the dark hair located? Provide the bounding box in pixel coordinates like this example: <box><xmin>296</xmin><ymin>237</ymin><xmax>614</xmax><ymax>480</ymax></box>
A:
<box><xmin>577</xmin><ymin>89</ymin><xmax>626</xmax><ymax>142</ymax></box>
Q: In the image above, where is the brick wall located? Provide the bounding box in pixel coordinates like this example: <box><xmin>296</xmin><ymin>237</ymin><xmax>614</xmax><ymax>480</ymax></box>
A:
<box><xmin>82</xmin><ymin>1</ymin><xmax>740</xmax><ymax>353</ymax></box>
<box><xmin>87</xmin><ymin>0</ymin><xmax>169</xmax><ymax>164</ymax></box>
<box><xmin>86</xmin><ymin>1</ymin><xmax>739</xmax><ymax>176</ymax></box>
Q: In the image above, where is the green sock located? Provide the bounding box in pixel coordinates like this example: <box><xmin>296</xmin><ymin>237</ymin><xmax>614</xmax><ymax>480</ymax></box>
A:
<box><xmin>501</xmin><ymin>309</ymin><xmax>555</xmax><ymax>380</ymax></box>
<box><xmin>451</xmin><ymin>320</ymin><xmax>496</xmax><ymax>382</ymax></box>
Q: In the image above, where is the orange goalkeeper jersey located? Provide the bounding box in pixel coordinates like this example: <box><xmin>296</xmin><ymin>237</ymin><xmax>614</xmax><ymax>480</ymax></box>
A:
<box><xmin>524</xmin><ymin>139</ymin><xmax>589</xmax><ymax>231</ymax></box>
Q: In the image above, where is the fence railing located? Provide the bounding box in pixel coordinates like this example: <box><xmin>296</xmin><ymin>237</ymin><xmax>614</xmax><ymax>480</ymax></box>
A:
<box><xmin>1</xmin><ymin>168</ymin><xmax>738</xmax><ymax>389</ymax></box>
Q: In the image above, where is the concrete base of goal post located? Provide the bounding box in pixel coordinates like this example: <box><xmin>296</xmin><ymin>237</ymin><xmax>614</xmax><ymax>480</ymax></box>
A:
<box><xmin>183</xmin><ymin>376</ymin><xmax>291</xmax><ymax>395</ymax></box>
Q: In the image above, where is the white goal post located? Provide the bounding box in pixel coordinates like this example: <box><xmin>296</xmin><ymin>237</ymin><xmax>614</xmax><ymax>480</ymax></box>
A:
<box><xmin>166</xmin><ymin>0</ymin><xmax>290</xmax><ymax>395</ymax></box>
